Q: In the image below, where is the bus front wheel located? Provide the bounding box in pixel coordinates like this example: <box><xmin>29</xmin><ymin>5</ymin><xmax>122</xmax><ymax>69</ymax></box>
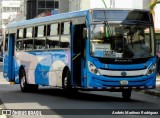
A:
<box><xmin>122</xmin><ymin>90</ymin><xmax>132</xmax><ymax>100</ymax></box>
<box><xmin>20</xmin><ymin>69</ymin><xmax>38</xmax><ymax>92</ymax></box>
<box><xmin>62</xmin><ymin>70</ymin><xmax>73</xmax><ymax>97</ymax></box>
<box><xmin>20</xmin><ymin>69</ymin><xmax>30</xmax><ymax>92</ymax></box>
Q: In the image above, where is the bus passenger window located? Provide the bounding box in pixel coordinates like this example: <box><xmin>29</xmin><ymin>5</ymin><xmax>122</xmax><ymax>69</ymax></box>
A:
<box><xmin>47</xmin><ymin>37</ymin><xmax>59</xmax><ymax>49</ymax></box>
<box><xmin>50</xmin><ymin>24</ymin><xmax>59</xmax><ymax>36</ymax></box>
<box><xmin>23</xmin><ymin>39</ymin><xmax>33</xmax><ymax>50</ymax></box>
<box><xmin>46</xmin><ymin>23</ymin><xmax>60</xmax><ymax>49</ymax></box>
<box><xmin>16</xmin><ymin>40</ymin><xmax>23</xmax><ymax>51</ymax></box>
<box><xmin>34</xmin><ymin>39</ymin><xmax>46</xmax><ymax>50</ymax></box>
<box><xmin>63</xmin><ymin>22</ymin><xmax>70</xmax><ymax>34</ymax></box>
<box><xmin>18</xmin><ymin>29</ymin><xmax>23</xmax><ymax>39</ymax></box>
<box><xmin>60</xmin><ymin>22</ymin><xmax>70</xmax><ymax>48</ymax></box>
<box><xmin>26</xmin><ymin>27</ymin><xmax>33</xmax><ymax>38</ymax></box>
<box><xmin>37</xmin><ymin>25</ymin><xmax>45</xmax><ymax>37</ymax></box>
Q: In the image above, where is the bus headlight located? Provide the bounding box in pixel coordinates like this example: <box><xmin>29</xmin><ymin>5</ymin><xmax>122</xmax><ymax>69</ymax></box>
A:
<box><xmin>147</xmin><ymin>64</ymin><xmax>156</xmax><ymax>75</ymax></box>
<box><xmin>88</xmin><ymin>61</ymin><xmax>100</xmax><ymax>75</ymax></box>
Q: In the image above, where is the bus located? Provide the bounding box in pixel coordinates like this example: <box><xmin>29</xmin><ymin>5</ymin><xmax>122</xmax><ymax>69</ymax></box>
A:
<box><xmin>3</xmin><ymin>8</ymin><xmax>156</xmax><ymax>100</ymax></box>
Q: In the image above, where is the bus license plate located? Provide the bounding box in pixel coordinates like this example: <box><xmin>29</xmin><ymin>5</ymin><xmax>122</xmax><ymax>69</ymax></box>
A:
<box><xmin>120</xmin><ymin>80</ymin><xmax>128</xmax><ymax>85</ymax></box>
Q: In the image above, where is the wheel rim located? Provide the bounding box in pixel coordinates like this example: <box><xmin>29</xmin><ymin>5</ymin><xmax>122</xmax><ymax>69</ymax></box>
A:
<box><xmin>64</xmin><ymin>77</ymin><xmax>68</xmax><ymax>88</ymax></box>
<box><xmin>21</xmin><ymin>76</ymin><xmax>25</xmax><ymax>88</ymax></box>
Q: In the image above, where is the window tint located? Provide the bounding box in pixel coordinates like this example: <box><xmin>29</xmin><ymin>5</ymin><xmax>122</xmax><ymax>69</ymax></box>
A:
<box><xmin>34</xmin><ymin>39</ymin><xmax>46</xmax><ymax>50</ymax></box>
<box><xmin>37</xmin><ymin>25</ymin><xmax>46</xmax><ymax>37</ymax></box>
<box><xmin>50</xmin><ymin>24</ymin><xmax>59</xmax><ymax>35</ymax></box>
<box><xmin>47</xmin><ymin>23</ymin><xmax>60</xmax><ymax>49</ymax></box>
<box><xmin>64</xmin><ymin>22</ymin><xmax>70</xmax><ymax>34</ymax></box>
<box><xmin>47</xmin><ymin>37</ymin><xmax>59</xmax><ymax>49</ymax></box>
<box><xmin>61</xmin><ymin>22</ymin><xmax>70</xmax><ymax>35</ymax></box>
<box><xmin>60</xmin><ymin>36</ymin><xmax>70</xmax><ymax>48</ymax></box>
<box><xmin>60</xmin><ymin>22</ymin><xmax>70</xmax><ymax>48</ymax></box>
<box><xmin>18</xmin><ymin>29</ymin><xmax>23</xmax><ymax>38</ymax></box>
<box><xmin>16</xmin><ymin>40</ymin><xmax>23</xmax><ymax>51</ymax></box>
<box><xmin>26</xmin><ymin>27</ymin><xmax>33</xmax><ymax>38</ymax></box>
<box><xmin>23</xmin><ymin>39</ymin><xmax>33</xmax><ymax>50</ymax></box>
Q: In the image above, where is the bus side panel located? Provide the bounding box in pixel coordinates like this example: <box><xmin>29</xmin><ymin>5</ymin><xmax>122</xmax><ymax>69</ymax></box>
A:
<box><xmin>15</xmin><ymin>50</ymin><xmax>71</xmax><ymax>87</ymax></box>
<box><xmin>34</xmin><ymin>50</ymin><xmax>71</xmax><ymax>86</ymax></box>
<box><xmin>14</xmin><ymin>52</ymin><xmax>22</xmax><ymax>84</ymax></box>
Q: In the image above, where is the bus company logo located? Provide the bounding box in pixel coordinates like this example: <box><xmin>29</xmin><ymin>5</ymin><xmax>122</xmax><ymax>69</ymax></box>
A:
<box><xmin>121</xmin><ymin>71</ymin><xmax>127</xmax><ymax>76</ymax></box>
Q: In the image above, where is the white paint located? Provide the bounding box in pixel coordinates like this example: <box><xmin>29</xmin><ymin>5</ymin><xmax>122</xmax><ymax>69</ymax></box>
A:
<box><xmin>99</xmin><ymin>68</ymin><xmax>148</xmax><ymax>76</ymax></box>
<box><xmin>16</xmin><ymin>52</ymin><xmax>45</xmax><ymax>84</ymax></box>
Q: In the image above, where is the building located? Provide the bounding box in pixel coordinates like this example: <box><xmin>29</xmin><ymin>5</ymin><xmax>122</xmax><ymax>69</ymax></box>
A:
<box><xmin>23</xmin><ymin>0</ymin><xmax>61</xmax><ymax>19</ymax></box>
<box><xmin>0</xmin><ymin>0</ymin><xmax>21</xmax><ymax>40</ymax></box>
<box><xmin>69</xmin><ymin>0</ymin><xmax>150</xmax><ymax>12</ymax></box>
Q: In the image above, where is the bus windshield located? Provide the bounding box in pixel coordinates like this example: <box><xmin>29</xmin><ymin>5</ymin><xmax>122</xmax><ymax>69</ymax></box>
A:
<box><xmin>90</xmin><ymin>23</ymin><xmax>154</xmax><ymax>59</ymax></box>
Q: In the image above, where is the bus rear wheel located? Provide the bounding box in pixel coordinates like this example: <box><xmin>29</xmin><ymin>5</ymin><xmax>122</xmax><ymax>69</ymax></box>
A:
<box><xmin>122</xmin><ymin>90</ymin><xmax>132</xmax><ymax>100</ymax></box>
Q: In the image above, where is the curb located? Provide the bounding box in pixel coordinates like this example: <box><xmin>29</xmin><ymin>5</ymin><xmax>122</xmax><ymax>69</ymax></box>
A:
<box><xmin>143</xmin><ymin>90</ymin><xmax>160</xmax><ymax>97</ymax></box>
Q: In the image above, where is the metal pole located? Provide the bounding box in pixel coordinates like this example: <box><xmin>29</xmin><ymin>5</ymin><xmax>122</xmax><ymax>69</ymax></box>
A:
<box><xmin>102</xmin><ymin>0</ymin><xmax>107</xmax><ymax>8</ymax></box>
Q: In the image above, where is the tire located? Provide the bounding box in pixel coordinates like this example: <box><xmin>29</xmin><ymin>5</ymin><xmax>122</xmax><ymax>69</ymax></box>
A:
<box><xmin>19</xmin><ymin>69</ymin><xmax>30</xmax><ymax>92</ymax></box>
<box><xmin>122</xmin><ymin>90</ymin><xmax>132</xmax><ymax>100</ymax></box>
<box><xmin>19</xmin><ymin>69</ymin><xmax>38</xmax><ymax>92</ymax></box>
<box><xmin>62</xmin><ymin>70</ymin><xmax>74</xmax><ymax>97</ymax></box>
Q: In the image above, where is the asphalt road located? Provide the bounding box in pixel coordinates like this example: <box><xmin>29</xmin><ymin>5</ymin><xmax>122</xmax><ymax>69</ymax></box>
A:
<box><xmin>0</xmin><ymin>63</ymin><xmax>160</xmax><ymax>118</ymax></box>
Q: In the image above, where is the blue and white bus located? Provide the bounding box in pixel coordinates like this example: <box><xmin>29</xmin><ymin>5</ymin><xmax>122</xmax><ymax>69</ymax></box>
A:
<box><xmin>3</xmin><ymin>8</ymin><xmax>156</xmax><ymax>99</ymax></box>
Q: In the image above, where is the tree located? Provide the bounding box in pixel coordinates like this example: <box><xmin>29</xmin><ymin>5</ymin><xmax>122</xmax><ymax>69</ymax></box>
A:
<box><xmin>149</xmin><ymin>0</ymin><xmax>160</xmax><ymax>13</ymax></box>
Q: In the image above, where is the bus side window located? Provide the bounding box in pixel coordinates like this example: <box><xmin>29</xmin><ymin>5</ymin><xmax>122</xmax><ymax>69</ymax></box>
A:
<box><xmin>24</xmin><ymin>39</ymin><xmax>33</xmax><ymax>50</ymax></box>
<box><xmin>16</xmin><ymin>40</ymin><xmax>23</xmax><ymax>51</ymax></box>
<box><xmin>60</xmin><ymin>22</ymin><xmax>70</xmax><ymax>48</ymax></box>
<box><xmin>26</xmin><ymin>27</ymin><xmax>33</xmax><ymax>38</ymax></box>
<box><xmin>34</xmin><ymin>25</ymin><xmax>46</xmax><ymax>50</ymax></box>
<box><xmin>46</xmin><ymin>23</ymin><xmax>60</xmax><ymax>49</ymax></box>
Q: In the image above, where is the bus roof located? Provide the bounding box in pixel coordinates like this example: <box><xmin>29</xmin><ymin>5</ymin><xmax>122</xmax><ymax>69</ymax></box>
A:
<box><xmin>6</xmin><ymin>9</ymin><xmax>89</xmax><ymax>29</ymax></box>
<box><xmin>6</xmin><ymin>8</ymin><xmax>149</xmax><ymax>29</ymax></box>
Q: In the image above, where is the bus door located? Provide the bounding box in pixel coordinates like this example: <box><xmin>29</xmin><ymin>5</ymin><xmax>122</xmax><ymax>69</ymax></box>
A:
<box><xmin>72</xmin><ymin>24</ymin><xmax>86</xmax><ymax>86</ymax></box>
<box><xmin>3</xmin><ymin>33</ymin><xmax>15</xmax><ymax>82</ymax></box>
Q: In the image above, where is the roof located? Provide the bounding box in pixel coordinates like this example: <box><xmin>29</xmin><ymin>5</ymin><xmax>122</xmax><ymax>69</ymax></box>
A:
<box><xmin>6</xmin><ymin>8</ymin><xmax>150</xmax><ymax>29</ymax></box>
<box><xmin>6</xmin><ymin>10</ymin><xmax>89</xmax><ymax>29</ymax></box>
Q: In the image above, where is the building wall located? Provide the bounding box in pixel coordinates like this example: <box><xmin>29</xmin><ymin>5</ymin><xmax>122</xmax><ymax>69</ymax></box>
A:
<box><xmin>26</xmin><ymin>0</ymin><xmax>61</xmax><ymax>19</ymax></box>
<box><xmin>0</xmin><ymin>0</ymin><xmax>21</xmax><ymax>29</ymax></box>
<box><xmin>81</xmin><ymin>0</ymin><xmax>90</xmax><ymax>10</ymax></box>
<box><xmin>59</xmin><ymin>0</ymin><xmax>69</xmax><ymax>13</ymax></box>
<box><xmin>69</xmin><ymin>0</ymin><xmax>151</xmax><ymax>12</ymax></box>
<box><xmin>26</xmin><ymin>0</ymin><xmax>37</xmax><ymax>19</ymax></box>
